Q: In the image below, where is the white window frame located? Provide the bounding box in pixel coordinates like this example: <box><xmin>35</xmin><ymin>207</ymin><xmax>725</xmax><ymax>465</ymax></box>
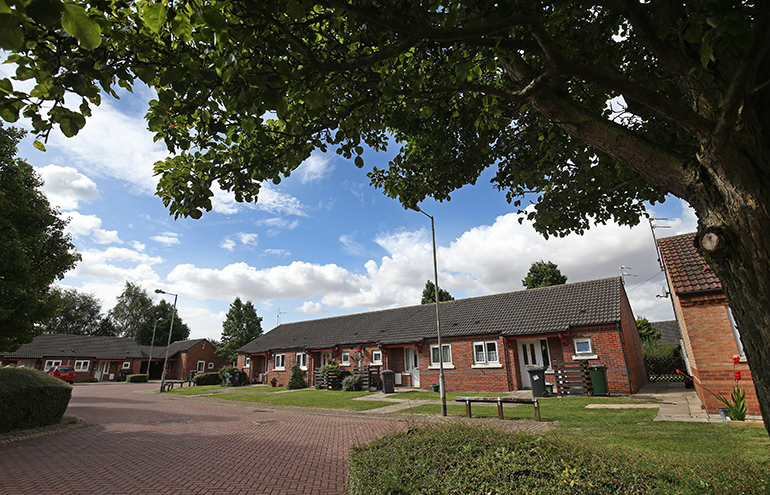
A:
<box><xmin>274</xmin><ymin>354</ymin><xmax>286</xmax><ymax>370</ymax></box>
<box><xmin>341</xmin><ymin>352</ymin><xmax>350</xmax><ymax>366</ymax></box>
<box><xmin>44</xmin><ymin>360</ymin><xmax>62</xmax><ymax>371</ymax></box>
<box><xmin>244</xmin><ymin>356</ymin><xmax>251</xmax><ymax>367</ymax></box>
<box><xmin>429</xmin><ymin>344</ymin><xmax>453</xmax><ymax>368</ymax></box>
<box><xmin>472</xmin><ymin>341</ymin><xmax>500</xmax><ymax>367</ymax></box>
<box><xmin>122</xmin><ymin>361</ymin><xmax>131</xmax><ymax>369</ymax></box>
<box><xmin>296</xmin><ymin>352</ymin><xmax>308</xmax><ymax>370</ymax></box>
<box><xmin>572</xmin><ymin>338</ymin><xmax>597</xmax><ymax>360</ymax></box>
<box><xmin>197</xmin><ymin>360</ymin><xmax>206</xmax><ymax>372</ymax></box>
<box><xmin>208</xmin><ymin>362</ymin><xmax>214</xmax><ymax>369</ymax></box>
<box><xmin>74</xmin><ymin>360</ymin><xmax>90</xmax><ymax>372</ymax></box>
<box><xmin>371</xmin><ymin>350</ymin><xmax>383</xmax><ymax>365</ymax></box>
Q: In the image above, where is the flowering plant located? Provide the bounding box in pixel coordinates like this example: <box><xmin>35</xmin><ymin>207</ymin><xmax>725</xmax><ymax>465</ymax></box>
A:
<box><xmin>716</xmin><ymin>356</ymin><xmax>747</xmax><ymax>420</ymax></box>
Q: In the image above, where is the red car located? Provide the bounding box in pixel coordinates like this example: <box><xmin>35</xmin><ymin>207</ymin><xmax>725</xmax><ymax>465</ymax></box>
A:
<box><xmin>46</xmin><ymin>365</ymin><xmax>75</xmax><ymax>384</ymax></box>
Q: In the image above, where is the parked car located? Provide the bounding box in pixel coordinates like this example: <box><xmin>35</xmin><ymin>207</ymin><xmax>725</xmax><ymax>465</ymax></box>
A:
<box><xmin>46</xmin><ymin>365</ymin><xmax>75</xmax><ymax>384</ymax></box>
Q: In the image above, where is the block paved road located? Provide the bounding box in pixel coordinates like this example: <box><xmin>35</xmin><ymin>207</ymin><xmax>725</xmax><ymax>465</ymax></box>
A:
<box><xmin>0</xmin><ymin>383</ymin><xmax>406</xmax><ymax>495</ymax></box>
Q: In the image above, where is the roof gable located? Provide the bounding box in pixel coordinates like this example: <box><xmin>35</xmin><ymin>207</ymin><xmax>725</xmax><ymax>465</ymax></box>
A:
<box><xmin>658</xmin><ymin>233</ymin><xmax>722</xmax><ymax>294</ymax></box>
<box><xmin>239</xmin><ymin>277</ymin><xmax>625</xmax><ymax>354</ymax></box>
<box><xmin>1</xmin><ymin>334</ymin><xmax>143</xmax><ymax>360</ymax></box>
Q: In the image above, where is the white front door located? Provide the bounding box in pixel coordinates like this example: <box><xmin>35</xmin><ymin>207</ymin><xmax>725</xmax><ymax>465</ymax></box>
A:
<box><xmin>518</xmin><ymin>339</ymin><xmax>550</xmax><ymax>388</ymax></box>
<box><xmin>95</xmin><ymin>361</ymin><xmax>109</xmax><ymax>381</ymax></box>
<box><xmin>404</xmin><ymin>347</ymin><xmax>420</xmax><ymax>388</ymax></box>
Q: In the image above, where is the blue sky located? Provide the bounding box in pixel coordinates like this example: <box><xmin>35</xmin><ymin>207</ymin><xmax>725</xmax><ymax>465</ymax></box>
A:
<box><xmin>4</xmin><ymin>65</ymin><xmax>698</xmax><ymax>341</ymax></box>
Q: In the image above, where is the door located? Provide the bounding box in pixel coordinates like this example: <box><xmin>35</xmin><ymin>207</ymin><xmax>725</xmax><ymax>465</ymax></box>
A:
<box><xmin>404</xmin><ymin>347</ymin><xmax>420</xmax><ymax>388</ymax></box>
<box><xmin>95</xmin><ymin>361</ymin><xmax>109</xmax><ymax>381</ymax></box>
<box><xmin>518</xmin><ymin>339</ymin><xmax>551</xmax><ymax>388</ymax></box>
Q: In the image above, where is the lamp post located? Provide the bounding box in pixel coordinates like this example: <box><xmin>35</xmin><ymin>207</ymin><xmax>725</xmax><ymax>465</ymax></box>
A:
<box><xmin>154</xmin><ymin>289</ymin><xmax>177</xmax><ymax>393</ymax></box>
<box><xmin>412</xmin><ymin>206</ymin><xmax>447</xmax><ymax>416</ymax></box>
<box><xmin>146</xmin><ymin>317</ymin><xmax>162</xmax><ymax>380</ymax></box>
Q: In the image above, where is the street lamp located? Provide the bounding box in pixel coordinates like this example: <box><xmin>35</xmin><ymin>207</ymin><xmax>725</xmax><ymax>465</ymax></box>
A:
<box><xmin>146</xmin><ymin>317</ymin><xmax>162</xmax><ymax>380</ymax></box>
<box><xmin>412</xmin><ymin>206</ymin><xmax>447</xmax><ymax>416</ymax></box>
<box><xmin>154</xmin><ymin>289</ymin><xmax>177</xmax><ymax>393</ymax></box>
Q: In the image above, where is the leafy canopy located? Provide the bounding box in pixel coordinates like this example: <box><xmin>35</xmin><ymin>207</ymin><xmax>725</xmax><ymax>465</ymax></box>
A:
<box><xmin>421</xmin><ymin>280</ymin><xmax>454</xmax><ymax>305</ymax></box>
<box><xmin>635</xmin><ymin>317</ymin><xmax>662</xmax><ymax>343</ymax></box>
<box><xmin>522</xmin><ymin>260</ymin><xmax>567</xmax><ymax>289</ymax></box>
<box><xmin>44</xmin><ymin>287</ymin><xmax>118</xmax><ymax>336</ymax></box>
<box><xmin>217</xmin><ymin>297</ymin><xmax>263</xmax><ymax>364</ymax></box>
<box><xmin>0</xmin><ymin>124</ymin><xmax>79</xmax><ymax>352</ymax></box>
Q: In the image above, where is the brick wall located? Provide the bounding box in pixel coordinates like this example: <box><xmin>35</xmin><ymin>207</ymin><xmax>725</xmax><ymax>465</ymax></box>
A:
<box><xmin>677</xmin><ymin>292</ymin><xmax>760</xmax><ymax>415</ymax></box>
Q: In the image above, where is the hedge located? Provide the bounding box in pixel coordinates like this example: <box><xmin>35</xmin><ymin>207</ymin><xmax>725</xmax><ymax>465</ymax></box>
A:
<box><xmin>193</xmin><ymin>372</ymin><xmax>221</xmax><ymax>386</ymax></box>
<box><xmin>0</xmin><ymin>367</ymin><xmax>73</xmax><ymax>434</ymax></box>
<box><xmin>126</xmin><ymin>374</ymin><xmax>148</xmax><ymax>383</ymax></box>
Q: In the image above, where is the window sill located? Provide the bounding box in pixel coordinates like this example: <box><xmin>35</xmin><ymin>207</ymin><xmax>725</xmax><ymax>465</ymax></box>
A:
<box><xmin>572</xmin><ymin>354</ymin><xmax>597</xmax><ymax>360</ymax></box>
<box><xmin>471</xmin><ymin>363</ymin><xmax>503</xmax><ymax>369</ymax></box>
<box><xmin>428</xmin><ymin>364</ymin><xmax>455</xmax><ymax>370</ymax></box>
<box><xmin>274</xmin><ymin>367</ymin><xmax>286</xmax><ymax>371</ymax></box>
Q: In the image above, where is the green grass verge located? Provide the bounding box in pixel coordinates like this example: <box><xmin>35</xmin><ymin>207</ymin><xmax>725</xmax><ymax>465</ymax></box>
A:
<box><xmin>391</xmin><ymin>391</ymin><xmax>508</xmax><ymax>401</ymax></box>
<box><xmin>208</xmin><ymin>389</ymin><xmax>394</xmax><ymax>411</ymax></box>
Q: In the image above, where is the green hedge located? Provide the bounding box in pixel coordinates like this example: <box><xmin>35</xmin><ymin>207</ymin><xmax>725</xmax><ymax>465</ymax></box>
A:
<box><xmin>126</xmin><ymin>374</ymin><xmax>148</xmax><ymax>383</ymax></box>
<box><xmin>0</xmin><ymin>367</ymin><xmax>73</xmax><ymax>434</ymax></box>
<box><xmin>193</xmin><ymin>372</ymin><xmax>221</xmax><ymax>386</ymax></box>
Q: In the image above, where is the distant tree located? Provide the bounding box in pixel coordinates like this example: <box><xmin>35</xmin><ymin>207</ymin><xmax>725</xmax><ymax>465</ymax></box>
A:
<box><xmin>0</xmin><ymin>124</ymin><xmax>79</xmax><ymax>352</ymax></box>
<box><xmin>45</xmin><ymin>287</ymin><xmax>116</xmax><ymax>336</ymax></box>
<box><xmin>421</xmin><ymin>280</ymin><xmax>455</xmax><ymax>305</ymax></box>
<box><xmin>217</xmin><ymin>297</ymin><xmax>263</xmax><ymax>364</ymax></box>
<box><xmin>636</xmin><ymin>317</ymin><xmax>661</xmax><ymax>343</ymax></box>
<box><xmin>134</xmin><ymin>299</ymin><xmax>190</xmax><ymax>346</ymax></box>
<box><xmin>108</xmin><ymin>281</ymin><xmax>154</xmax><ymax>339</ymax></box>
<box><xmin>522</xmin><ymin>261</ymin><xmax>568</xmax><ymax>289</ymax></box>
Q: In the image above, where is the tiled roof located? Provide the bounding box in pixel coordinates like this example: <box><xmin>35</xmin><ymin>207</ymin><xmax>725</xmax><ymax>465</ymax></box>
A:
<box><xmin>159</xmin><ymin>339</ymin><xmax>207</xmax><ymax>358</ymax></box>
<box><xmin>239</xmin><ymin>277</ymin><xmax>624</xmax><ymax>354</ymax></box>
<box><xmin>1</xmin><ymin>334</ymin><xmax>143</xmax><ymax>360</ymax></box>
<box><xmin>657</xmin><ymin>233</ymin><xmax>722</xmax><ymax>294</ymax></box>
<box><xmin>651</xmin><ymin>320</ymin><xmax>682</xmax><ymax>345</ymax></box>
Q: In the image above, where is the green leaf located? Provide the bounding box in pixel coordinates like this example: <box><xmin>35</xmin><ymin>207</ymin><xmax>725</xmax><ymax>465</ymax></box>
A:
<box><xmin>354</xmin><ymin>156</ymin><xmax>364</xmax><ymax>168</ymax></box>
<box><xmin>33</xmin><ymin>140</ymin><xmax>47</xmax><ymax>151</ymax></box>
<box><xmin>0</xmin><ymin>14</ymin><xmax>24</xmax><ymax>50</ymax></box>
<box><xmin>0</xmin><ymin>78</ymin><xmax>12</xmax><ymax>94</ymax></box>
<box><xmin>61</xmin><ymin>2</ymin><xmax>102</xmax><ymax>49</ymax></box>
<box><xmin>141</xmin><ymin>3</ymin><xmax>167</xmax><ymax>34</ymax></box>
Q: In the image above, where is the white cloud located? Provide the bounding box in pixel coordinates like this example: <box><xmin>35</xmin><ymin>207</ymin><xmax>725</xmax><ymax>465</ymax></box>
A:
<box><xmin>263</xmin><ymin>248</ymin><xmax>291</xmax><ymax>257</ymax></box>
<box><xmin>297</xmin><ymin>301</ymin><xmax>330</xmax><ymax>315</ymax></box>
<box><xmin>62</xmin><ymin>211</ymin><xmax>123</xmax><ymax>245</ymax></box>
<box><xmin>151</xmin><ymin>232</ymin><xmax>181</xmax><ymax>246</ymax></box>
<box><xmin>220</xmin><ymin>232</ymin><xmax>259</xmax><ymax>251</ymax></box>
<box><xmin>297</xmin><ymin>155</ymin><xmax>334</xmax><ymax>184</ymax></box>
<box><xmin>340</xmin><ymin>233</ymin><xmax>367</xmax><ymax>256</ymax></box>
<box><xmin>36</xmin><ymin>165</ymin><xmax>98</xmax><ymax>210</ymax></box>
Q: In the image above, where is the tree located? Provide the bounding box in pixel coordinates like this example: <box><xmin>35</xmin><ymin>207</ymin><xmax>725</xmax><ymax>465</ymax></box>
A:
<box><xmin>134</xmin><ymin>299</ymin><xmax>190</xmax><ymax>346</ymax></box>
<box><xmin>4</xmin><ymin>2</ymin><xmax>770</xmax><ymax>432</ymax></box>
<box><xmin>635</xmin><ymin>317</ymin><xmax>662</xmax><ymax>343</ymax></box>
<box><xmin>45</xmin><ymin>287</ymin><xmax>117</xmax><ymax>336</ymax></box>
<box><xmin>421</xmin><ymin>280</ymin><xmax>454</xmax><ymax>305</ymax></box>
<box><xmin>217</xmin><ymin>297</ymin><xmax>263</xmax><ymax>364</ymax></box>
<box><xmin>108</xmin><ymin>282</ymin><xmax>154</xmax><ymax>339</ymax></box>
<box><xmin>0</xmin><ymin>124</ymin><xmax>79</xmax><ymax>352</ymax></box>
<box><xmin>522</xmin><ymin>261</ymin><xmax>568</xmax><ymax>289</ymax></box>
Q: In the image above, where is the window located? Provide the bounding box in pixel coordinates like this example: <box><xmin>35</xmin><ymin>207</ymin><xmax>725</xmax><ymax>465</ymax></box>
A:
<box><xmin>208</xmin><ymin>362</ymin><xmax>214</xmax><ymax>369</ymax></box>
<box><xmin>473</xmin><ymin>341</ymin><xmax>499</xmax><ymax>365</ymax></box>
<box><xmin>574</xmin><ymin>338</ymin><xmax>593</xmax><ymax>355</ymax></box>
<box><xmin>44</xmin><ymin>360</ymin><xmax>62</xmax><ymax>371</ymax></box>
<box><xmin>430</xmin><ymin>344</ymin><xmax>452</xmax><ymax>366</ymax></box>
<box><xmin>122</xmin><ymin>361</ymin><xmax>131</xmax><ymax>369</ymax></box>
<box><xmin>245</xmin><ymin>356</ymin><xmax>251</xmax><ymax>367</ymax></box>
<box><xmin>274</xmin><ymin>354</ymin><xmax>286</xmax><ymax>370</ymax></box>
<box><xmin>296</xmin><ymin>352</ymin><xmax>308</xmax><ymax>370</ymax></box>
<box><xmin>197</xmin><ymin>360</ymin><xmax>205</xmax><ymax>372</ymax></box>
<box><xmin>341</xmin><ymin>352</ymin><xmax>350</xmax><ymax>366</ymax></box>
<box><xmin>371</xmin><ymin>350</ymin><xmax>383</xmax><ymax>365</ymax></box>
<box><xmin>727</xmin><ymin>306</ymin><xmax>745</xmax><ymax>357</ymax></box>
<box><xmin>74</xmin><ymin>360</ymin><xmax>90</xmax><ymax>372</ymax></box>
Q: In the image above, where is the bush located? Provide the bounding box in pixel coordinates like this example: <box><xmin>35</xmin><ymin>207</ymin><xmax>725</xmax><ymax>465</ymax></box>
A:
<box><xmin>0</xmin><ymin>367</ymin><xmax>72</xmax><ymax>434</ymax></box>
<box><xmin>126</xmin><ymin>374</ymin><xmax>148</xmax><ymax>383</ymax></box>
<box><xmin>77</xmin><ymin>376</ymin><xmax>98</xmax><ymax>383</ymax></box>
<box><xmin>287</xmin><ymin>363</ymin><xmax>308</xmax><ymax>390</ymax></box>
<box><xmin>193</xmin><ymin>372</ymin><xmax>222</xmax><ymax>386</ymax></box>
<box><xmin>342</xmin><ymin>374</ymin><xmax>364</xmax><ymax>391</ymax></box>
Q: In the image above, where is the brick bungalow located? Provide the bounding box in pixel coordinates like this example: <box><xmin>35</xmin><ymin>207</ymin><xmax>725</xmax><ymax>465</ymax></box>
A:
<box><xmin>237</xmin><ymin>277</ymin><xmax>646</xmax><ymax>394</ymax></box>
<box><xmin>658</xmin><ymin>232</ymin><xmax>761</xmax><ymax>415</ymax></box>
<box><xmin>0</xmin><ymin>335</ymin><xmax>226</xmax><ymax>382</ymax></box>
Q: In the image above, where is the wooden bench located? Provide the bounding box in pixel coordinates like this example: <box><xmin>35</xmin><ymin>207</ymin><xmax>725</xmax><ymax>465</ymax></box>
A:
<box><xmin>455</xmin><ymin>396</ymin><xmax>541</xmax><ymax>422</ymax></box>
<box><xmin>161</xmin><ymin>380</ymin><xmax>194</xmax><ymax>392</ymax></box>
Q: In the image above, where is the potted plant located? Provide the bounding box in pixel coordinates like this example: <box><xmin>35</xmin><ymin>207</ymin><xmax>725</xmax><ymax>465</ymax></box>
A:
<box><xmin>270</xmin><ymin>377</ymin><xmax>278</xmax><ymax>387</ymax></box>
<box><xmin>431</xmin><ymin>381</ymin><xmax>440</xmax><ymax>392</ymax></box>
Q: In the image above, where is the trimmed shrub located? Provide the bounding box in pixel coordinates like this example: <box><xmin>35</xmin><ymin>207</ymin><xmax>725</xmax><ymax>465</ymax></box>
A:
<box><xmin>77</xmin><ymin>376</ymin><xmax>98</xmax><ymax>383</ymax></box>
<box><xmin>341</xmin><ymin>374</ymin><xmax>364</xmax><ymax>391</ymax></box>
<box><xmin>287</xmin><ymin>363</ymin><xmax>308</xmax><ymax>390</ymax></box>
<box><xmin>193</xmin><ymin>372</ymin><xmax>221</xmax><ymax>386</ymax></box>
<box><xmin>126</xmin><ymin>374</ymin><xmax>148</xmax><ymax>383</ymax></box>
<box><xmin>218</xmin><ymin>365</ymin><xmax>235</xmax><ymax>384</ymax></box>
<box><xmin>0</xmin><ymin>367</ymin><xmax>72</xmax><ymax>434</ymax></box>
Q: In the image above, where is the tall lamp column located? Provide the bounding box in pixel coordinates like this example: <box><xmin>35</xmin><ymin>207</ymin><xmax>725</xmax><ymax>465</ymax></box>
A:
<box><xmin>146</xmin><ymin>317</ymin><xmax>162</xmax><ymax>379</ymax></box>
<box><xmin>154</xmin><ymin>289</ymin><xmax>177</xmax><ymax>393</ymax></box>
<box><xmin>412</xmin><ymin>206</ymin><xmax>447</xmax><ymax>416</ymax></box>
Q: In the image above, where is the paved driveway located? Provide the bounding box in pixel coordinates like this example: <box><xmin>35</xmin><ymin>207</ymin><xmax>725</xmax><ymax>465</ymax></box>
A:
<box><xmin>0</xmin><ymin>383</ymin><xmax>405</xmax><ymax>495</ymax></box>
